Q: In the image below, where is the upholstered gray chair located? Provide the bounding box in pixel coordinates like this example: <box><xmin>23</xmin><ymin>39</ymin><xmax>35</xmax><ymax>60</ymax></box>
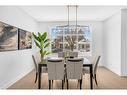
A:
<box><xmin>68</xmin><ymin>51</ymin><xmax>78</xmax><ymax>58</ymax></box>
<box><xmin>83</xmin><ymin>55</ymin><xmax>101</xmax><ymax>85</ymax></box>
<box><xmin>47</xmin><ymin>59</ymin><xmax>65</xmax><ymax>89</ymax></box>
<box><xmin>32</xmin><ymin>52</ymin><xmax>47</xmax><ymax>83</ymax></box>
<box><xmin>58</xmin><ymin>52</ymin><xmax>65</xmax><ymax>58</ymax></box>
<box><xmin>66</xmin><ymin>58</ymin><xmax>83</xmax><ymax>89</ymax></box>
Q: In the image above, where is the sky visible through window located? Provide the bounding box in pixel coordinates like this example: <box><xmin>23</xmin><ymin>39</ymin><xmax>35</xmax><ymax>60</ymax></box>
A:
<box><xmin>51</xmin><ymin>26</ymin><xmax>91</xmax><ymax>41</ymax></box>
<box><xmin>85</xmin><ymin>30</ymin><xmax>91</xmax><ymax>41</ymax></box>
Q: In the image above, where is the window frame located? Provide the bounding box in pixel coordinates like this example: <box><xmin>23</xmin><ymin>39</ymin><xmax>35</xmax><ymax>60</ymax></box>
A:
<box><xmin>50</xmin><ymin>25</ymin><xmax>92</xmax><ymax>56</ymax></box>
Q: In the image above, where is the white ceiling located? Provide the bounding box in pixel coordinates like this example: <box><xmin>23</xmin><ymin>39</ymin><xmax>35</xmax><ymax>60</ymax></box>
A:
<box><xmin>19</xmin><ymin>6</ymin><xmax>127</xmax><ymax>22</ymax></box>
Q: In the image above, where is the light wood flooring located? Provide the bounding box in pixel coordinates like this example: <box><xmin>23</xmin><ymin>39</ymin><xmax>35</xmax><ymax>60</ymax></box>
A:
<box><xmin>8</xmin><ymin>67</ymin><xmax>127</xmax><ymax>89</ymax></box>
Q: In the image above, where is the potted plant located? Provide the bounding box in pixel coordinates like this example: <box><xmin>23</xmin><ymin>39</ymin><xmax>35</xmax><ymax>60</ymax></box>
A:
<box><xmin>32</xmin><ymin>32</ymin><xmax>50</xmax><ymax>63</ymax></box>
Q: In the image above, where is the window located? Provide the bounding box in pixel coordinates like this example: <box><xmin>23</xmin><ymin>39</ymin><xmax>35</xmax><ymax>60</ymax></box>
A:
<box><xmin>51</xmin><ymin>25</ymin><xmax>91</xmax><ymax>53</ymax></box>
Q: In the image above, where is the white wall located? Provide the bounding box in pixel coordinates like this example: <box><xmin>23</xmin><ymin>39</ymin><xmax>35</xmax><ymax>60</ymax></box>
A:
<box><xmin>103</xmin><ymin>11</ymin><xmax>121</xmax><ymax>75</ymax></box>
<box><xmin>0</xmin><ymin>6</ymin><xmax>38</xmax><ymax>88</ymax></box>
<box><xmin>121</xmin><ymin>9</ymin><xmax>127</xmax><ymax>76</ymax></box>
<box><xmin>38</xmin><ymin>21</ymin><xmax>103</xmax><ymax>65</ymax></box>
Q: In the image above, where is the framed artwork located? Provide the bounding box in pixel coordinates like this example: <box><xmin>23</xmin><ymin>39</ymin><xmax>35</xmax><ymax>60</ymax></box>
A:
<box><xmin>0</xmin><ymin>21</ymin><xmax>18</xmax><ymax>51</ymax></box>
<box><xmin>18</xmin><ymin>29</ymin><xmax>32</xmax><ymax>50</ymax></box>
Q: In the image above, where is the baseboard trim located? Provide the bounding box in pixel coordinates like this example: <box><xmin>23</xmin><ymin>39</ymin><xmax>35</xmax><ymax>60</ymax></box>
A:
<box><xmin>1</xmin><ymin>67</ymin><xmax>34</xmax><ymax>89</ymax></box>
<box><xmin>102</xmin><ymin>66</ymin><xmax>121</xmax><ymax>76</ymax></box>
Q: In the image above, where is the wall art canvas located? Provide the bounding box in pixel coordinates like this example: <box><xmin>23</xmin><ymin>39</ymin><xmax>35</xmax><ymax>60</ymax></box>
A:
<box><xmin>0</xmin><ymin>21</ymin><xmax>18</xmax><ymax>51</ymax></box>
<box><xmin>18</xmin><ymin>29</ymin><xmax>32</xmax><ymax>50</ymax></box>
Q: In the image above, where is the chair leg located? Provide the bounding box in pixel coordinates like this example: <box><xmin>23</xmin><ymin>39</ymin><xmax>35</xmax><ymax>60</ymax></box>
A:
<box><xmin>78</xmin><ymin>79</ymin><xmax>80</xmax><ymax>83</ymax></box>
<box><xmin>51</xmin><ymin>80</ymin><xmax>54</xmax><ymax>88</ymax></box>
<box><xmin>64</xmin><ymin>75</ymin><xmax>66</xmax><ymax>83</ymax></box>
<box><xmin>35</xmin><ymin>72</ymin><xmax>38</xmax><ymax>83</ymax></box>
<box><xmin>94</xmin><ymin>74</ymin><xmax>98</xmax><ymax>86</ymax></box>
<box><xmin>52</xmin><ymin>80</ymin><xmax>53</xmax><ymax>85</ymax></box>
<box><xmin>62</xmin><ymin>80</ymin><xmax>64</xmax><ymax>89</ymax></box>
<box><xmin>49</xmin><ymin>80</ymin><xmax>51</xmax><ymax>89</ymax></box>
<box><xmin>80</xmin><ymin>79</ymin><xmax>82</xmax><ymax>89</ymax></box>
<box><xmin>67</xmin><ymin>79</ymin><xmax>69</xmax><ymax>89</ymax></box>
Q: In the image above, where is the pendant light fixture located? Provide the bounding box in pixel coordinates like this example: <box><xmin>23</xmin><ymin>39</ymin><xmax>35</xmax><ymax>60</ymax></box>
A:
<box><xmin>67</xmin><ymin>5</ymin><xmax>78</xmax><ymax>33</ymax></box>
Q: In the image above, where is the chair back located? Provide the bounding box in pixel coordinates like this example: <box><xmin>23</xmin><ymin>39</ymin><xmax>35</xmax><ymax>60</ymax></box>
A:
<box><xmin>32</xmin><ymin>52</ymin><xmax>41</xmax><ymax>72</ymax></box>
<box><xmin>32</xmin><ymin>55</ymin><xmax>38</xmax><ymax>72</ymax></box>
<box><xmin>66</xmin><ymin>58</ymin><xmax>83</xmax><ymax>79</ymax></box>
<box><xmin>93</xmin><ymin>56</ymin><xmax>101</xmax><ymax>74</ymax></box>
<box><xmin>58</xmin><ymin>52</ymin><xmax>65</xmax><ymax>58</ymax></box>
<box><xmin>32</xmin><ymin>52</ymin><xmax>48</xmax><ymax>73</ymax></box>
<box><xmin>68</xmin><ymin>52</ymin><xmax>78</xmax><ymax>57</ymax></box>
<box><xmin>47</xmin><ymin>59</ymin><xmax>64</xmax><ymax>80</ymax></box>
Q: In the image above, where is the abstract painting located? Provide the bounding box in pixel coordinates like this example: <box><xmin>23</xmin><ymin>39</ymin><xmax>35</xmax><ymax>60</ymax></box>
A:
<box><xmin>18</xmin><ymin>29</ymin><xmax>32</xmax><ymax>50</ymax></box>
<box><xmin>0</xmin><ymin>21</ymin><xmax>18</xmax><ymax>51</ymax></box>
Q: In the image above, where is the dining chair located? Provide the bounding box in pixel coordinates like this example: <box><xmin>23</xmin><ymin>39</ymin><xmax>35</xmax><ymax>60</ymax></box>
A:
<box><xmin>58</xmin><ymin>52</ymin><xmax>65</xmax><ymax>58</ymax></box>
<box><xmin>66</xmin><ymin>58</ymin><xmax>83</xmax><ymax>89</ymax></box>
<box><xmin>68</xmin><ymin>51</ymin><xmax>78</xmax><ymax>58</ymax></box>
<box><xmin>83</xmin><ymin>55</ymin><xmax>101</xmax><ymax>85</ymax></box>
<box><xmin>32</xmin><ymin>52</ymin><xmax>47</xmax><ymax>83</ymax></box>
<box><xmin>47</xmin><ymin>59</ymin><xmax>65</xmax><ymax>89</ymax></box>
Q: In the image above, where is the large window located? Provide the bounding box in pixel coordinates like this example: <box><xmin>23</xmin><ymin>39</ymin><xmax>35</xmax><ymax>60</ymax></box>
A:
<box><xmin>51</xmin><ymin>25</ymin><xmax>91</xmax><ymax>53</ymax></box>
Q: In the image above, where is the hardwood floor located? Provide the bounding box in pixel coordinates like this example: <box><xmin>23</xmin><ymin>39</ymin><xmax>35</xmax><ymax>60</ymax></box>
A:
<box><xmin>8</xmin><ymin>67</ymin><xmax>127</xmax><ymax>89</ymax></box>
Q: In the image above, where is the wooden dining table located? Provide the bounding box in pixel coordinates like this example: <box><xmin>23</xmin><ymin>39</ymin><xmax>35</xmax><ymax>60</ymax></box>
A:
<box><xmin>37</xmin><ymin>57</ymin><xmax>93</xmax><ymax>89</ymax></box>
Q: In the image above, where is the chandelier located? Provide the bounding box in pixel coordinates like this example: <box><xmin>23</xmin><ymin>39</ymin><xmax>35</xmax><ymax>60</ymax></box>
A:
<box><xmin>67</xmin><ymin>5</ymin><xmax>78</xmax><ymax>33</ymax></box>
<box><xmin>57</xmin><ymin>5</ymin><xmax>79</xmax><ymax>32</ymax></box>
<box><xmin>55</xmin><ymin>5</ymin><xmax>89</xmax><ymax>51</ymax></box>
<box><xmin>57</xmin><ymin>5</ymin><xmax>87</xmax><ymax>34</ymax></box>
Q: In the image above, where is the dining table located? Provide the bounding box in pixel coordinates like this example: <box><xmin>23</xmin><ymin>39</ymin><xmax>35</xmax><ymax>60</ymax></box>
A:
<box><xmin>37</xmin><ymin>57</ymin><xmax>93</xmax><ymax>89</ymax></box>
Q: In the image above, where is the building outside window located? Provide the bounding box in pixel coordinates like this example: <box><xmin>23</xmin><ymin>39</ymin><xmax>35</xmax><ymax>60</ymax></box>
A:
<box><xmin>51</xmin><ymin>25</ymin><xmax>92</xmax><ymax>54</ymax></box>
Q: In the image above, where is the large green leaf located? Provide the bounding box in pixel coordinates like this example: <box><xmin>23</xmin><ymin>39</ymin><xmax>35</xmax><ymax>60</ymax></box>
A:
<box><xmin>46</xmin><ymin>52</ymin><xmax>51</xmax><ymax>55</ymax></box>
<box><xmin>34</xmin><ymin>39</ymin><xmax>41</xmax><ymax>49</ymax></box>
<box><xmin>42</xmin><ymin>32</ymin><xmax>47</xmax><ymax>41</ymax></box>
<box><xmin>40</xmin><ymin>40</ymin><xmax>44</xmax><ymax>49</ymax></box>
<box><xmin>44</xmin><ymin>39</ymin><xmax>50</xmax><ymax>43</ymax></box>
<box><xmin>38</xmin><ymin>32</ymin><xmax>42</xmax><ymax>40</ymax></box>
<box><xmin>33</xmin><ymin>33</ymin><xmax>41</xmax><ymax>42</ymax></box>
<box><xmin>44</xmin><ymin>43</ymin><xmax>50</xmax><ymax>48</ymax></box>
<box><xmin>32</xmin><ymin>32</ymin><xmax>40</xmax><ymax>42</ymax></box>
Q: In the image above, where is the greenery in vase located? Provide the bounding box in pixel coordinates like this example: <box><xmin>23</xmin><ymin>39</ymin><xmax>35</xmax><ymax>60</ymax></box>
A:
<box><xmin>32</xmin><ymin>32</ymin><xmax>50</xmax><ymax>63</ymax></box>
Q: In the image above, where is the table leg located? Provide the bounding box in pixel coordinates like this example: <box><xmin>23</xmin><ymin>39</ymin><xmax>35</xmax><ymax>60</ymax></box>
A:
<box><xmin>49</xmin><ymin>80</ymin><xmax>51</xmax><ymax>89</ymax></box>
<box><xmin>38</xmin><ymin>64</ymin><xmax>41</xmax><ymax>89</ymax></box>
<box><xmin>90</xmin><ymin>65</ymin><xmax>93</xmax><ymax>89</ymax></box>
